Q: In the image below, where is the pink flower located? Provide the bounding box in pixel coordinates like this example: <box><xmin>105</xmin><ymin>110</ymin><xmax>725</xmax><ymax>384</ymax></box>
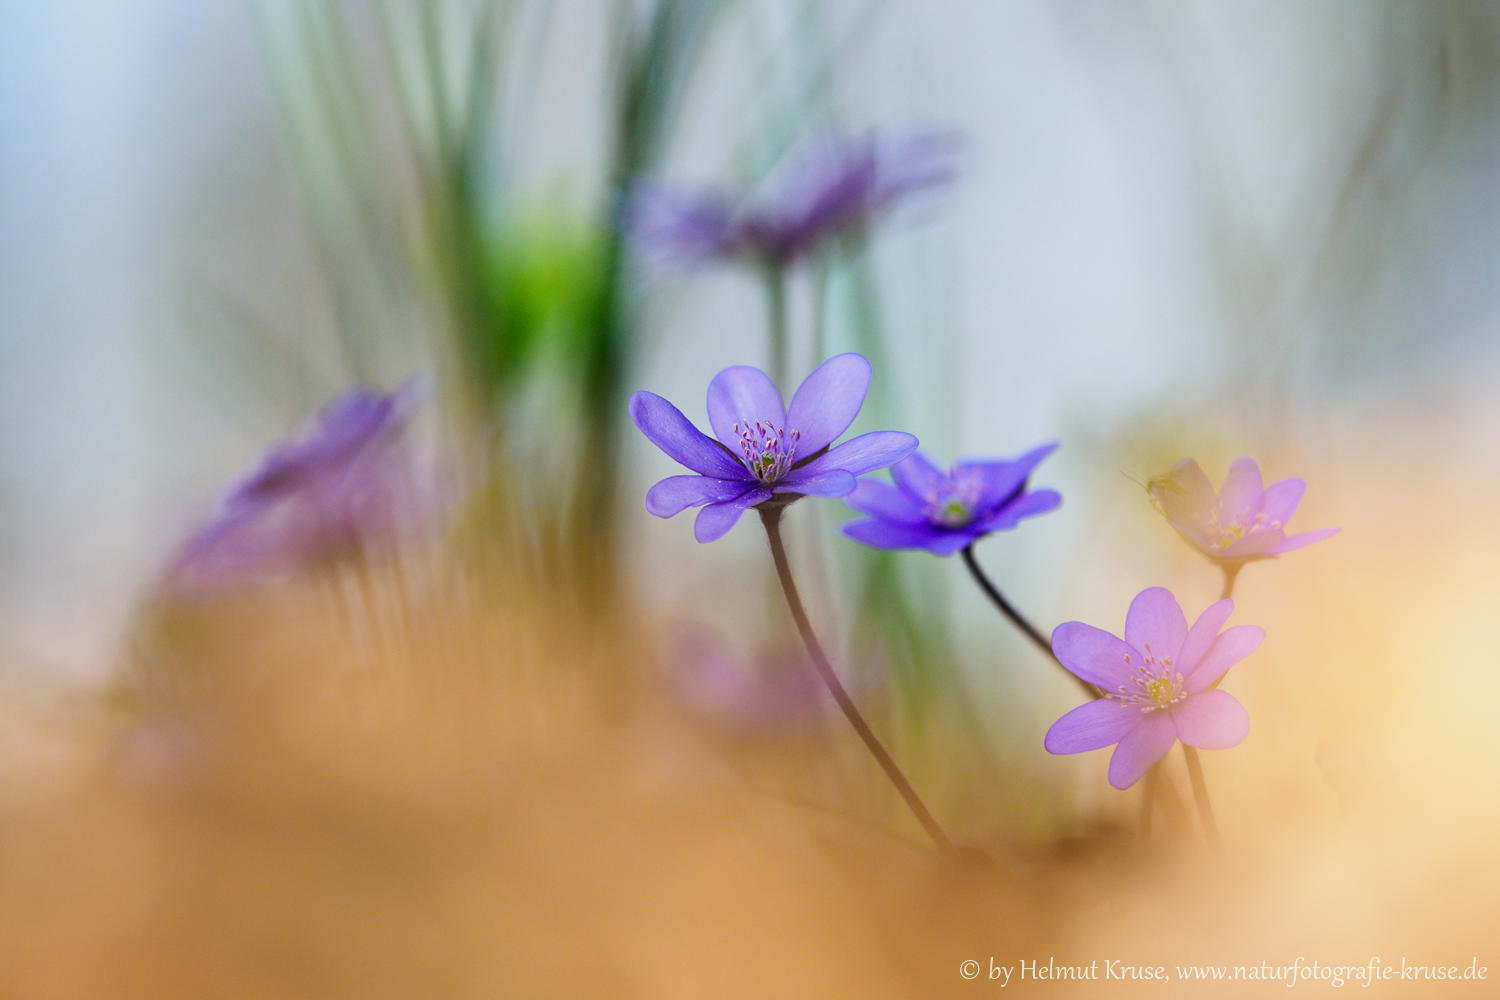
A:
<box><xmin>1149</xmin><ymin>456</ymin><xmax>1338</xmax><ymax>562</ymax></box>
<box><xmin>1044</xmin><ymin>587</ymin><xmax>1263</xmax><ymax>789</ymax></box>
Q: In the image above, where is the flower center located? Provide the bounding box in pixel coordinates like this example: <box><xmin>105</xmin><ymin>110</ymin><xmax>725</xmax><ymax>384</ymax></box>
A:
<box><xmin>923</xmin><ymin>470</ymin><xmax>983</xmax><ymax>528</ymax></box>
<box><xmin>1114</xmin><ymin>642</ymin><xmax>1186</xmax><ymax>713</ymax></box>
<box><xmin>734</xmin><ymin>421</ymin><xmax>800</xmax><ymax>483</ymax></box>
<box><xmin>1210</xmin><ymin>510</ymin><xmax>1282</xmax><ymax>550</ymax></box>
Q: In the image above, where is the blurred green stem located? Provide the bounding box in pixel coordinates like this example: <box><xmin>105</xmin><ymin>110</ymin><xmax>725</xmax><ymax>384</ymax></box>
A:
<box><xmin>763</xmin><ymin>262</ymin><xmax>790</xmax><ymax>386</ymax></box>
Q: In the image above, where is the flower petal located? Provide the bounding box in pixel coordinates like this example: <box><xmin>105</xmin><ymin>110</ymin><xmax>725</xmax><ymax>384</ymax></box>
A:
<box><xmin>889</xmin><ymin>452</ymin><xmax>945</xmax><ymax>501</ymax></box>
<box><xmin>841</xmin><ymin>518</ymin><xmax>952</xmax><ymax>553</ymax></box>
<box><xmin>1171</xmin><ymin>690</ymin><xmax>1249</xmax><ymax>749</ymax></box>
<box><xmin>1123</xmin><ymin>587</ymin><xmax>1188</xmax><ymax>662</ymax></box>
<box><xmin>693</xmin><ymin>487</ymin><xmax>772</xmax><ymax>543</ymax></box>
<box><xmin>705</xmin><ymin>366</ymin><xmax>786</xmax><ymax>450</ymax></box>
<box><xmin>1219</xmin><ymin>528</ymin><xmax>1287</xmax><ymax>560</ymax></box>
<box><xmin>793</xmin><ymin>431</ymin><xmax>917</xmax><ymax>478</ymax></box>
<box><xmin>956</xmin><ymin>441</ymin><xmax>1058</xmax><ymax>514</ymax></box>
<box><xmin>785</xmin><ymin>353</ymin><xmax>872</xmax><ymax>454</ymax></box>
<box><xmin>646</xmin><ymin>476</ymin><xmax>752</xmax><ymax>518</ymax></box>
<box><xmin>1177</xmin><ymin>599</ymin><xmax>1234</xmax><ymax>676</ymax></box>
<box><xmin>972</xmin><ymin>488</ymin><xmax>1061</xmax><ymax>534</ymax></box>
<box><xmin>1258</xmin><ymin>477</ymin><xmax>1306</xmax><ymax>526</ymax></box>
<box><xmin>630</xmin><ymin>392</ymin><xmax>748</xmax><ymax>479</ymax></box>
<box><xmin>1184</xmin><ymin>625</ymin><xmax>1264</xmax><ymax>691</ymax></box>
<box><xmin>1108</xmin><ymin>711</ymin><xmax>1177</xmax><ymax>789</ymax></box>
<box><xmin>1150</xmin><ymin>458</ymin><xmax>1217</xmax><ymax>531</ymax></box>
<box><xmin>773</xmin><ymin>469</ymin><xmax>856</xmax><ymax>498</ymax></box>
<box><xmin>1219</xmin><ymin>457</ymin><xmax>1264</xmax><ymax>522</ymax></box>
<box><xmin>844</xmin><ymin>479</ymin><xmax>928</xmax><ymax>524</ymax></box>
<box><xmin>1267</xmin><ymin>527</ymin><xmax>1339</xmax><ymax>554</ymax></box>
<box><xmin>1051</xmin><ymin>622</ymin><xmax>1134</xmax><ymax>690</ymax></box>
<box><xmin>1045</xmin><ymin>698</ymin><xmax>1141</xmax><ymax>754</ymax></box>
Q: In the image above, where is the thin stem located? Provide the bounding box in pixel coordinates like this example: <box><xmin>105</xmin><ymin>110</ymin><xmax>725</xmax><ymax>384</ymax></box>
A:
<box><xmin>1182</xmin><ymin>746</ymin><xmax>1220</xmax><ymax>845</ymax></box>
<box><xmin>760</xmin><ymin>506</ymin><xmax>956</xmax><ymax>856</ymax></box>
<box><xmin>1219</xmin><ymin>562</ymin><xmax>1241</xmax><ymax>601</ymax></box>
<box><xmin>961</xmin><ymin>544</ymin><xmax>1095</xmax><ymax>699</ymax></box>
<box><xmin>763</xmin><ymin>262</ymin><xmax>790</xmax><ymax>387</ymax></box>
<box><xmin>1140</xmin><ymin>762</ymin><xmax>1159</xmax><ymax>841</ymax></box>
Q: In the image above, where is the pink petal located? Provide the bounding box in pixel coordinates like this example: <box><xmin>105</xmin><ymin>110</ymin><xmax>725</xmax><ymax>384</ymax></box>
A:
<box><xmin>1107</xmin><ymin>711</ymin><xmax>1177</xmax><ymax>789</ymax></box>
<box><xmin>1258</xmin><ymin>477</ymin><xmax>1306</xmax><ymax>526</ymax></box>
<box><xmin>1123</xmin><ymin>587</ymin><xmax>1188</xmax><ymax>661</ymax></box>
<box><xmin>1184</xmin><ymin>625</ymin><xmax>1264</xmax><ymax>691</ymax></box>
<box><xmin>1219</xmin><ymin>528</ymin><xmax>1286</xmax><ymax>560</ymax></box>
<box><xmin>1267</xmin><ymin>527</ymin><xmax>1339</xmax><ymax>554</ymax></box>
<box><xmin>1045</xmin><ymin>698</ymin><xmax>1141</xmax><ymax>754</ymax></box>
<box><xmin>1150</xmin><ymin>458</ymin><xmax>1216</xmax><ymax>531</ymax></box>
<box><xmin>1051</xmin><ymin>622</ymin><xmax>1134</xmax><ymax>690</ymax></box>
<box><xmin>1171</xmin><ymin>690</ymin><xmax>1249</xmax><ymax>749</ymax></box>
<box><xmin>1177</xmin><ymin>599</ymin><xmax>1233</xmax><ymax>675</ymax></box>
<box><xmin>1218</xmin><ymin>456</ymin><xmax>1263</xmax><ymax>522</ymax></box>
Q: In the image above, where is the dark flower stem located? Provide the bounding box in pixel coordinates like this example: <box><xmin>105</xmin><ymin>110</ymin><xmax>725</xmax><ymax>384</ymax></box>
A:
<box><xmin>760</xmin><ymin>506</ymin><xmax>956</xmax><ymax>856</ymax></box>
<box><xmin>960</xmin><ymin>544</ymin><xmax>1096</xmax><ymax>700</ymax></box>
<box><xmin>1182</xmin><ymin>746</ymin><xmax>1220</xmax><ymax>846</ymax></box>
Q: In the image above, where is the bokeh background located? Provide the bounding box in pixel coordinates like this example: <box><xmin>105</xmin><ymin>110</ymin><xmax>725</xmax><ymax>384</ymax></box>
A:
<box><xmin>1</xmin><ymin>1</ymin><xmax>1498</xmax><ymax>997</ymax></box>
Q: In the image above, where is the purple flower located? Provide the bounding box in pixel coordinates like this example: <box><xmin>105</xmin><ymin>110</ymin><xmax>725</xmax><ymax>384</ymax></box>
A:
<box><xmin>840</xmin><ymin>444</ymin><xmax>1061</xmax><ymax>555</ymax></box>
<box><xmin>628</xmin><ymin>353</ymin><xmax>918</xmax><ymax>542</ymax></box>
<box><xmin>1044</xmin><ymin>587</ymin><xmax>1263</xmax><ymax>789</ymax></box>
<box><xmin>671</xmin><ymin>630</ymin><xmax>827</xmax><ymax>736</ymax></box>
<box><xmin>1149</xmin><ymin>456</ymin><xmax>1338</xmax><ymax>562</ymax></box>
<box><xmin>627</xmin><ymin>130</ymin><xmax>957</xmax><ymax>266</ymax></box>
<box><xmin>169</xmin><ymin>380</ymin><xmax>429</xmax><ymax>584</ymax></box>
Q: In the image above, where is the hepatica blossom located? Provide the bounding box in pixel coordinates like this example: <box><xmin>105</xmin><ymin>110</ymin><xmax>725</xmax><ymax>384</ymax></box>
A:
<box><xmin>629</xmin><ymin>354</ymin><xmax>917</xmax><ymax>542</ymax></box>
<box><xmin>169</xmin><ymin>381</ymin><xmax>428</xmax><ymax>585</ymax></box>
<box><xmin>841</xmin><ymin>444</ymin><xmax>1061</xmax><ymax>556</ymax></box>
<box><xmin>1149</xmin><ymin>456</ymin><xmax>1337</xmax><ymax>562</ymax></box>
<box><xmin>1044</xmin><ymin>587</ymin><xmax>1263</xmax><ymax>789</ymax></box>
<box><xmin>627</xmin><ymin>130</ymin><xmax>956</xmax><ymax>266</ymax></box>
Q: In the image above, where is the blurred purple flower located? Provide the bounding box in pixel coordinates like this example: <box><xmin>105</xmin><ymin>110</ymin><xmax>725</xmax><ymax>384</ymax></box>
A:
<box><xmin>626</xmin><ymin>130</ymin><xmax>957</xmax><ymax>266</ymax></box>
<box><xmin>841</xmin><ymin>444</ymin><xmax>1061</xmax><ymax>556</ymax></box>
<box><xmin>1045</xmin><ymin>587</ymin><xmax>1263</xmax><ymax>789</ymax></box>
<box><xmin>671</xmin><ymin>630</ymin><xmax>827</xmax><ymax>736</ymax></box>
<box><xmin>168</xmin><ymin>380</ymin><xmax>430</xmax><ymax>585</ymax></box>
<box><xmin>1149</xmin><ymin>456</ymin><xmax>1338</xmax><ymax>562</ymax></box>
<box><xmin>629</xmin><ymin>353</ymin><xmax>917</xmax><ymax>542</ymax></box>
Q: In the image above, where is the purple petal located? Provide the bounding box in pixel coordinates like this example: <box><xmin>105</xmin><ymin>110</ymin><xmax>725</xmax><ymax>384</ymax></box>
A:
<box><xmin>705</xmin><ymin>366</ymin><xmax>786</xmax><ymax>450</ymax></box>
<box><xmin>1149</xmin><ymin>458</ymin><xmax>1217</xmax><ymax>531</ymax></box>
<box><xmin>693</xmin><ymin>487</ymin><xmax>772</xmax><ymax>543</ymax></box>
<box><xmin>1177</xmin><ymin>599</ymin><xmax>1234</xmax><ymax>676</ymax></box>
<box><xmin>890</xmin><ymin>452</ymin><xmax>945</xmax><ymax>501</ymax></box>
<box><xmin>1258</xmin><ymin>477</ymin><xmax>1306</xmax><ymax>526</ymax></box>
<box><xmin>1050</xmin><ymin>622</ymin><xmax>1134</xmax><ymax>690</ymax></box>
<box><xmin>1184</xmin><ymin>625</ymin><xmax>1264</xmax><ymax>691</ymax></box>
<box><xmin>630</xmin><ymin>392</ymin><xmax>749</xmax><ymax>480</ymax></box>
<box><xmin>624</xmin><ymin>184</ymin><xmax>736</xmax><ymax>261</ymax></box>
<box><xmin>1045</xmin><ymin>698</ymin><xmax>1141</xmax><ymax>754</ymax></box>
<box><xmin>841</xmin><ymin>518</ymin><xmax>952</xmax><ymax>553</ymax></box>
<box><xmin>1171</xmin><ymin>690</ymin><xmax>1249</xmax><ymax>749</ymax></box>
<box><xmin>971</xmin><ymin>489</ymin><xmax>1061</xmax><ymax>533</ymax></box>
<box><xmin>1107</xmin><ymin>711</ymin><xmax>1177</xmax><ymax>789</ymax></box>
<box><xmin>956</xmin><ymin>441</ymin><xmax>1058</xmax><ymax>513</ymax></box>
<box><xmin>1219</xmin><ymin>457</ymin><xmax>1264</xmax><ymax>521</ymax></box>
<box><xmin>1267</xmin><ymin>527</ymin><xmax>1339</xmax><ymax>554</ymax></box>
<box><xmin>785</xmin><ymin>353</ymin><xmax>872</xmax><ymax>454</ymax></box>
<box><xmin>646</xmin><ymin>476</ymin><xmax>753</xmax><ymax>518</ymax></box>
<box><xmin>773</xmin><ymin>469</ymin><xmax>856</xmax><ymax>498</ymax></box>
<box><xmin>844</xmin><ymin>479</ymin><xmax>928</xmax><ymax>524</ymax></box>
<box><xmin>792</xmin><ymin>431</ymin><xmax>917</xmax><ymax>478</ymax></box>
<box><xmin>1123</xmin><ymin>587</ymin><xmax>1188</xmax><ymax>662</ymax></box>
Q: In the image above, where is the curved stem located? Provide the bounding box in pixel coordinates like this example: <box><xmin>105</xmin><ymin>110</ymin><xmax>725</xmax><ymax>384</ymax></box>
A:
<box><xmin>760</xmin><ymin>507</ymin><xmax>955</xmax><ymax>856</ymax></box>
<box><xmin>1140</xmin><ymin>762</ymin><xmax>1160</xmax><ymax>841</ymax></box>
<box><xmin>1219</xmin><ymin>562</ymin><xmax>1241</xmax><ymax>601</ymax></box>
<box><xmin>1182</xmin><ymin>746</ymin><xmax>1220</xmax><ymax>846</ymax></box>
<box><xmin>763</xmin><ymin>263</ymin><xmax>790</xmax><ymax>388</ymax></box>
<box><xmin>961</xmin><ymin>544</ymin><xmax>1095</xmax><ymax>699</ymax></box>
